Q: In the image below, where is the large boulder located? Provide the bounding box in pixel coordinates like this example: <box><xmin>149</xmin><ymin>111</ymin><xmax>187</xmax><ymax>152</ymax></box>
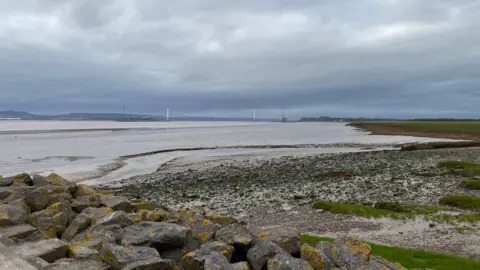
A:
<box><xmin>0</xmin><ymin>186</ymin><xmax>17</xmax><ymax>200</ymax></box>
<box><xmin>181</xmin><ymin>250</ymin><xmax>232</xmax><ymax>270</ymax></box>
<box><xmin>45</xmin><ymin>173</ymin><xmax>77</xmax><ymax>194</ymax></box>
<box><xmin>232</xmin><ymin>262</ymin><xmax>251</xmax><ymax>270</ymax></box>
<box><xmin>67</xmin><ymin>245</ymin><xmax>99</xmax><ymax>259</ymax></box>
<box><xmin>100</xmin><ymin>195</ymin><xmax>134</xmax><ymax>213</ymax></box>
<box><xmin>44</xmin><ymin>258</ymin><xmax>110</xmax><ymax>270</ymax></box>
<box><xmin>150</xmin><ymin>222</ymin><xmax>193</xmax><ymax>251</ymax></box>
<box><xmin>74</xmin><ymin>184</ymin><xmax>97</xmax><ymax>197</ymax></box>
<box><xmin>71</xmin><ymin>195</ymin><xmax>102</xmax><ymax>213</ymax></box>
<box><xmin>31</xmin><ymin>174</ymin><xmax>50</xmax><ymax>186</ymax></box>
<box><xmin>198</xmin><ymin>241</ymin><xmax>235</xmax><ymax>261</ymax></box>
<box><xmin>70</xmin><ymin>224</ymin><xmax>122</xmax><ymax>250</ymax></box>
<box><xmin>36</xmin><ymin>185</ymin><xmax>67</xmax><ymax>196</ymax></box>
<box><xmin>9</xmin><ymin>197</ymin><xmax>31</xmax><ymax>215</ymax></box>
<box><xmin>123</xmin><ymin>258</ymin><xmax>180</xmax><ymax>270</ymax></box>
<box><xmin>49</xmin><ymin>193</ymin><xmax>73</xmax><ymax>204</ymax></box>
<box><xmin>185</xmin><ymin>216</ymin><xmax>218</xmax><ymax>244</ymax></box>
<box><xmin>63</xmin><ymin>207</ymin><xmax>113</xmax><ymax>241</ymax></box>
<box><xmin>8</xmin><ymin>186</ymin><xmax>50</xmax><ymax>212</ymax></box>
<box><xmin>267</xmin><ymin>253</ymin><xmax>314</xmax><ymax>270</ymax></box>
<box><xmin>257</xmin><ymin>227</ymin><xmax>302</xmax><ymax>255</ymax></box>
<box><xmin>128</xmin><ymin>209</ymin><xmax>169</xmax><ymax>223</ymax></box>
<box><xmin>300</xmin><ymin>244</ymin><xmax>334</xmax><ymax>270</ymax></box>
<box><xmin>28</xmin><ymin>201</ymin><xmax>74</xmax><ymax>227</ymax></box>
<box><xmin>95</xmin><ymin>210</ymin><xmax>132</xmax><ymax>227</ymax></box>
<box><xmin>247</xmin><ymin>239</ymin><xmax>287</xmax><ymax>270</ymax></box>
<box><xmin>98</xmin><ymin>243</ymin><xmax>161</xmax><ymax>269</ymax></box>
<box><xmin>333</xmin><ymin>236</ymin><xmax>372</xmax><ymax>268</ymax></box>
<box><xmin>205</xmin><ymin>212</ymin><xmax>241</xmax><ymax>227</ymax></box>
<box><xmin>215</xmin><ymin>223</ymin><xmax>252</xmax><ymax>247</ymax></box>
<box><xmin>12</xmin><ymin>238</ymin><xmax>68</xmax><ymax>263</ymax></box>
<box><xmin>0</xmin><ymin>204</ymin><xmax>28</xmax><ymax>226</ymax></box>
<box><xmin>0</xmin><ymin>175</ymin><xmax>13</xmax><ymax>187</ymax></box>
<box><xmin>10</xmin><ymin>173</ymin><xmax>33</xmax><ymax>187</ymax></box>
<box><xmin>34</xmin><ymin>212</ymin><xmax>69</xmax><ymax>238</ymax></box>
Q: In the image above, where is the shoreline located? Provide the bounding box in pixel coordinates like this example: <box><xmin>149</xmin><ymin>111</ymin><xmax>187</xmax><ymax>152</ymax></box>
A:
<box><xmin>96</xmin><ymin>146</ymin><xmax>480</xmax><ymax>259</ymax></box>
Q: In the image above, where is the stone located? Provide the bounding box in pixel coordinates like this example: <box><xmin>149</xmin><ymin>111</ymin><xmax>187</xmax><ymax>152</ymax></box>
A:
<box><xmin>267</xmin><ymin>253</ymin><xmax>314</xmax><ymax>270</ymax></box>
<box><xmin>71</xmin><ymin>194</ymin><xmax>102</xmax><ymax>213</ymax></box>
<box><xmin>12</xmin><ymin>238</ymin><xmax>68</xmax><ymax>263</ymax></box>
<box><xmin>181</xmin><ymin>250</ymin><xmax>232</xmax><ymax>270</ymax></box>
<box><xmin>232</xmin><ymin>262</ymin><xmax>251</xmax><ymax>270</ymax></box>
<box><xmin>132</xmin><ymin>201</ymin><xmax>157</xmax><ymax>211</ymax></box>
<box><xmin>8</xmin><ymin>197</ymin><xmax>31</xmax><ymax>215</ymax></box>
<box><xmin>333</xmin><ymin>236</ymin><xmax>372</xmax><ymax>268</ymax></box>
<box><xmin>10</xmin><ymin>173</ymin><xmax>33</xmax><ymax>187</ymax></box>
<box><xmin>150</xmin><ymin>222</ymin><xmax>193</xmax><ymax>251</ymax></box>
<box><xmin>0</xmin><ymin>204</ymin><xmax>27</xmax><ymax>226</ymax></box>
<box><xmin>129</xmin><ymin>209</ymin><xmax>169</xmax><ymax>223</ymax></box>
<box><xmin>28</xmin><ymin>201</ymin><xmax>73</xmax><ymax>228</ymax></box>
<box><xmin>31</xmin><ymin>174</ymin><xmax>49</xmax><ymax>186</ymax></box>
<box><xmin>49</xmin><ymin>192</ymin><xmax>73</xmax><ymax>204</ymax></box>
<box><xmin>247</xmin><ymin>239</ymin><xmax>287</xmax><ymax>270</ymax></box>
<box><xmin>205</xmin><ymin>212</ymin><xmax>241</xmax><ymax>227</ymax></box>
<box><xmin>74</xmin><ymin>184</ymin><xmax>97</xmax><ymax>197</ymax></box>
<box><xmin>98</xmin><ymin>243</ymin><xmax>161</xmax><ymax>269</ymax></box>
<box><xmin>95</xmin><ymin>210</ymin><xmax>132</xmax><ymax>227</ymax></box>
<box><xmin>45</xmin><ymin>173</ymin><xmax>77</xmax><ymax>194</ymax></box>
<box><xmin>185</xmin><ymin>216</ymin><xmax>218</xmax><ymax>244</ymax></box>
<box><xmin>100</xmin><ymin>195</ymin><xmax>134</xmax><ymax>213</ymax></box>
<box><xmin>0</xmin><ymin>224</ymin><xmax>36</xmax><ymax>240</ymax></box>
<box><xmin>63</xmin><ymin>209</ymin><xmax>94</xmax><ymax>241</ymax></box>
<box><xmin>0</xmin><ymin>241</ymin><xmax>38</xmax><ymax>270</ymax></box>
<box><xmin>70</xmin><ymin>224</ymin><xmax>122</xmax><ymax>250</ymax></box>
<box><xmin>44</xmin><ymin>258</ymin><xmax>110</xmax><ymax>270</ymax></box>
<box><xmin>370</xmin><ymin>256</ymin><xmax>407</xmax><ymax>270</ymax></box>
<box><xmin>215</xmin><ymin>223</ymin><xmax>252</xmax><ymax>247</ymax></box>
<box><xmin>0</xmin><ymin>186</ymin><xmax>17</xmax><ymax>200</ymax></box>
<box><xmin>37</xmin><ymin>185</ymin><xmax>67</xmax><ymax>195</ymax></box>
<box><xmin>35</xmin><ymin>212</ymin><xmax>69</xmax><ymax>238</ymax></box>
<box><xmin>300</xmin><ymin>244</ymin><xmax>333</xmax><ymax>270</ymax></box>
<box><xmin>257</xmin><ymin>227</ymin><xmax>302</xmax><ymax>255</ymax></box>
<box><xmin>8</xmin><ymin>187</ymin><xmax>50</xmax><ymax>212</ymax></box>
<box><xmin>198</xmin><ymin>241</ymin><xmax>235</xmax><ymax>261</ymax></box>
<box><xmin>123</xmin><ymin>258</ymin><xmax>180</xmax><ymax>270</ymax></box>
<box><xmin>67</xmin><ymin>245</ymin><xmax>99</xmax><ymax>259</ymax></box>
<box><xmin>0</xmin><ymin>176</ymin><xmax>13</xmax><ymax>187</ymax></box>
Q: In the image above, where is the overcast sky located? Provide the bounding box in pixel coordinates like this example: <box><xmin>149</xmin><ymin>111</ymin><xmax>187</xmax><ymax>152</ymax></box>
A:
<box><xmin>1</xmin><ymin>0</ymin><xmax>479</xmax><ymax>119</ymax></box>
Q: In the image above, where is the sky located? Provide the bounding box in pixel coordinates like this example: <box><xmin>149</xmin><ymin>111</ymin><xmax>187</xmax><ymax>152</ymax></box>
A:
<box><xmin>0</xmin><ymin>0</ymin><xmax>479</xmax><ymax>119</ymax></box>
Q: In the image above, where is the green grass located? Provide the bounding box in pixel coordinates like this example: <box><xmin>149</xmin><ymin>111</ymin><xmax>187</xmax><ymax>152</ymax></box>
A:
<box><xmin>455</xmin><ymin>226</ymin><xmax>477</xmax><ymax>233</ymax></box>
<box><xmin>462</xmin><ymin>180</ymin><xmax>480</xmax><ymax>190</ymax></box>
<box><xmin>313</xmin><ymin>200</ymin><xmax>441</xmax><ymax>220</ymax></box>
<box><xmin>438</xmin><ymin>161</ymin><xmax>480</xmax><ymax>176</ymax></box>
<box><xmin>300</xmin><ymin>234</ymin><xmax>480</xmax><ymax>270</ymax></box>
<box><xmin>439</xmin><ymin>195</ymin><xmax>480</xmax><ymax>210</ymax></box>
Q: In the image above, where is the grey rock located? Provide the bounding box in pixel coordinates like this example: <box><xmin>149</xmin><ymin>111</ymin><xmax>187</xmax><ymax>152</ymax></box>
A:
<box><xmin>123</xmin><ymin>258</ymin><xmax>179</xmax><ymax>270</ymax></box>
<box><xmin>0</xmin><ymin>224</ymin><xmax>36</xmax><ymax>240</ymax></box>
<box><xmin>71</xmin><ymin>224</ymin><xmax>122</xmax><ymax>250</ymax></box>
<box><xmin>37</xmin><ymin>185</ymin><xmax>68</xmax><ymax>195</ymax></box>
<box><xmin>0</xmin><ymin>204</ymin><xmax>27</xmax><ymax>226</ymax></box>
<box><xmin>35</xmin><ymin>212</ymin><xmax>69</xmax><ymax>238</ymax></box>
<box><xmin>0</xmin><ymin>186</ymin><xmax>17</xmax><ymax>200</ymax></box>
<box><xmin>100</xmin><ymin>195</ymin><xmax>134</xmax><ymax>213</ymax></box>
<box><xmin>0</xmin><ymin>176</ymin><xmax>13</xmax><ymax>187</ymax></box>
<box><xmin>8</xmin><ymin>187</ymin><xmax>50</xmax><ymax>212</ymax></box>
<box><xmin>215</xmin><ymin>223</ymin><xmax>252</xmax><ymax>247</ymax></box>
<box><xmin>31</xmin><ymin>174</ymin><xmax>49</xmax><ymax>186</ymax></box>
<box><xmin>12</xmin><ymin>238</ymin><xmax>68</xmax><ymax>263</ymax></box>
<box><xmin>62</xmin><ymin>210</ymin><xmax>93</xmax><ymax>241</ymax></box>
<box><xmin>267</xmin><ymin>253</ymin><xmax>314</xmax><ymax>270</ymax></box>
<box><xmin>149</xmin><ymin>222</ymin><xmax>192</xmax><ymax>251</ymax></box>
<box><xmin>198</xmin><ymin>241</ymin><xmax>235</xmax><ymax>261</ymax></box>
<box><xmin>71</xmin><ymin>195</ymin><xmax>102</xmax><ymax>213</ymax></box>
<box><xmin>44</xmin><ymin>258</ymin><xmax>110</xmax><ymax>270</ymax></box>
<box><xmin>257</xmin><ymin>227</ymin><xmax>302</xmax><ymax>255</ymax></box>
<box><xmin>67</xmin><ymin>245</ymin><xmax>99</xmax><ymax>259</ymax></box>
<box><xmin>181</xmin><ymin>250</ymin><xmax>232</xmax><ymax>270</ymax></box>
<box><xmin>247</xmin><ymin>239</ymin><xmax>286</xmax><ymax>270</ymax></box>
<box><xmin>8</xmin><ymin>197</ymin><xmax>31</xmax><ymax>215</ymax></box>
<box><xmin>95</xmin><ymin>210</ymin><xmax>132</xmax><ymax>227</ymax></box>
<box><xmin>99</xmin><ymin>243</ymin><xmax>160</xmax><ymax>269</ymax></box>
<box><xmin>10</xmin><ymin>173</ymin><xmax>33</xmax><ymax>187</ymax></box>
<box><xmin>74</xmin><ymin>184</ymin><xmax>97</xmax><ymax>197</ymax></box>
<box><xmin>300</xmin><ymin>244</ymin><xmax>333</xmax><ymax>270</ymax></box>
<box><xmin>232</xmin><ymin>262</ymin><xmax>251</xmax><ymax>270</ymax></box>
<box><xmin>44</xmin><ymin>173</ymin><xmax>77</xmax><ymax>194</ymax></box>
<box><xmin>333</xmin><ymin>236</ymin><xmax>372</xmax><ymax>268</ymax></box>
<box><xmin>49</xmin><ymin>192</ymin><xmax>73</xmax><ymax>205</ymax></box>
<box><xmin>184</xmin><ymin>216</ymin><xmax>218</xmax><ymax>244</ymax></box>
<box><xmin>121</xmin><ymin>221</ymin><xmax>168</xmax><ymax>246</ymax></box>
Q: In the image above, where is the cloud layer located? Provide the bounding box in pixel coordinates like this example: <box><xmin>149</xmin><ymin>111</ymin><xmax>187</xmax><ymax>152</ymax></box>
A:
<box><xmin>1</xmin><ymin>0</ymin><xmax>479</xmax><ymax>118</ymax></box>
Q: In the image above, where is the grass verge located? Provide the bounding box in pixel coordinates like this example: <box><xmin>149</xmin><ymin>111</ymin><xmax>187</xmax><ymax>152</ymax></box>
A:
<box><xmin>314</xmin><ymin>200</ymin><xmax>480</xmax><ymax>223</ymax></box>
<box><xmin>349</xmin><ymin>121</ymin><xmax>480</xmax><ymax>141</ymax></box>
<box><xmin>299</xmin><ymin>234</ymin><xmax>480</xmax><ymax>270</ymax></box>
<box><xmin>462</xmin><ymin>180</ymin><xmax>480</xmax><ymax>190</ymax></box>
<box><xmin>438</xmin><ymin>161</ymin><xmax>480</xmax><ymax>176</ymax></box>
<box><xmin>439</xmin><ymin>195</ymin><xmax>480</xmax><ymax>211</ymax></box>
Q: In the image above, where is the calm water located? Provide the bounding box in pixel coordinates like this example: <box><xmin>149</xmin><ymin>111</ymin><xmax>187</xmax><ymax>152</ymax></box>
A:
<box><xmin>0</xmin><ymin>120</ymin><xmax>449</xmax><ymax>182</ymax></box>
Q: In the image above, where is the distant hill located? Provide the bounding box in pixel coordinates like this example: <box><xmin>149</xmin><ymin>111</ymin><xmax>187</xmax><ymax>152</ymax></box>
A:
<box><xmin>0</xmin><ymin>110</ymin><xmax>279</xmax><ymax>122</ymax></box>
<box><xmin>299</xmin><ymin>116</ymin><xmax>396</xmax><ymax>122</ymax></box>
<box><xmin>0</xmin><ymin>110</ymin><xmax>34</xmax><ymax>118</ymax></box>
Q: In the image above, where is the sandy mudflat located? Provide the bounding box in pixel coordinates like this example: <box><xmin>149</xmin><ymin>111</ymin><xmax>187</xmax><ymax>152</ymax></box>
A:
<box><xmin>96</xmin><ymin>147</ymin><xmax>480</xmax><ymax>259</ymax></box>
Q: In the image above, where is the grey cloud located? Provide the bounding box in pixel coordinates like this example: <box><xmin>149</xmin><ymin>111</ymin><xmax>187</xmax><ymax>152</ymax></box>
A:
<box><xmin>0</xmin><ymin>0</ymin><xmax>480</xmax><ymax>118</ymax></box>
